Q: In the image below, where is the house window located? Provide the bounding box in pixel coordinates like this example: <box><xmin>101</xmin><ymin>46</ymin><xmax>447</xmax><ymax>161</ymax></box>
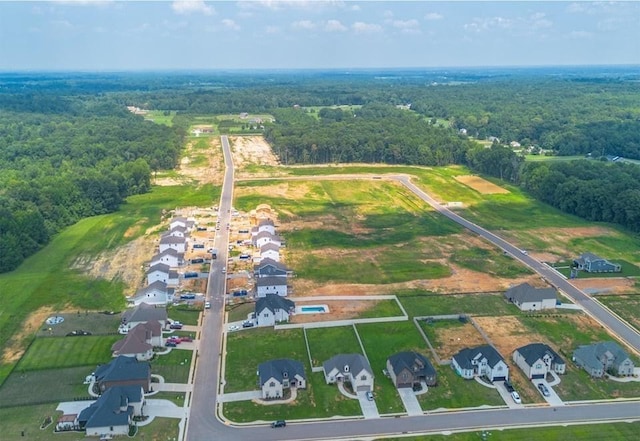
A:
<box><xmin>269</xmin><ymin>381</ymin><xmax>275</xmax><ymax>387</ymax></box>
<box><xmin>361</xmin><ymin>375</ymin><xmax>367</xmax><ymax>380</ymax></box>
<box><xmin>497</xmin><ymin>365</ymin><xmax>503</xmax><ymax>371</ymax></box>
<box><xmin>536</xmin><ymin>363</ymin><xmax>542</xmax><ymax>369</ymax></box>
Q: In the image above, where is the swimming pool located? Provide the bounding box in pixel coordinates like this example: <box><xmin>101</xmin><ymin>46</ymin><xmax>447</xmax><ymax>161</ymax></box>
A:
<box><xmin>298</xmin><ymin>305</ymin><xmax>330</xmax><ymax>314</ymax></box>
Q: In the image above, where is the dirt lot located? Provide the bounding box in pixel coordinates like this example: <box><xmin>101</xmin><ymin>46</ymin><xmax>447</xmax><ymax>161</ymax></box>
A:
<box><xmin>1</xmin><ymin>306</ymin><xmax>55</xmax><ymax>364</ymax></box>
<box><xmin>231</xmin><ymin>136</ymin><xmax>280</xmax><ymax>177</ymax></box>
<box><xmin>155</xmin><ymin>136</ymin><xmax>224</xmax><ymax>186</ymax></box>
<box><xmin>430</xmin><ymin>321</ymin><xmax>487</xmax><ymax>360</ymax></box>
<box><xmin>289</xmin><ymin>299</ymin><xmax>388</xmax><ymax>324</ymax></box>
<box><xmin>570</xmin><ymin>277</ymin><xmax>636</xmax><ymax>294</ymax></box>
<box><xmin>455</xmin><ymin>175</ymin><xmax>510</xmax><ymax>194</ymax></box>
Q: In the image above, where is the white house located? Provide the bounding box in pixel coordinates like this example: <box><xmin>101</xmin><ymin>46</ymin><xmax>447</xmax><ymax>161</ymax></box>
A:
<box><xmin>163</xmin><ymin>225</ymin><xmax>188</xmax><ymax>238</ymax></box>
<box><xmin>504</xmin><ymin>283</ymin><xmax>556</xmax><ymax>311</ymax></box>
<box><xmin>149</xmin><ymin>248</ymin><xmax>184</xmax><ymax>268</ymax></box>
<box><xmin>257</xmin><ymin>359</ymin><xmax>306</xmax><ymax>399</ymax></box>
<box><xmin>170</xmin><ymin>216</ymin><xmax>195</xmax><ymax>230</ymax></box>
<box><xmin>129</xmin><ymin>281</ymin><xmax>173</xmax><ymax>306</ymax></box>
<box><xmin>256</xmin><ymin>276</ymin><xmax>288</xmax><ymax>297</ymax></box>
<box><xmin>77</xmin><ymin>386</ymin><xmax>144</xmax><ymax>437</ymax></box>
<box><xmin>513</xmin><ymin>343</ymin><xmax>566</xmax><ymax>380</ymax></box>
<box><xmin>255</xmin><ymin>295</ymin><xmax>295</xmax><ymax>327</ymax></box>
<box><xmin>256</xmin><ymin>218</ymin><xmax>276</xmax><ymax>235</ymax></box>
<box><xmin>146</xmin><ymin>263</ymin><xmax>179</xmax><ymax>286</ymax></box>
<box><xmin>254</xmin><ymin>231</ymin><xmax>282</xmax><ymax>249</ymax></box>
<box><xmin>323</xmin><ymin>353</ymin><xmax>374</xmax><ymax>392</ymax></box>
<box><xmin>159</xmin><ymin>235</ymin><xmax>187</xmax><ymax>254</ymax></box>
<box><xmin>120</xmin><ymin>302</ymin><xmax>167</xmax><ymax>332</ymax></box>
<box><xmin>451</xmin><ymin>345</ymin><xmax>509</xmax><ymax>382</ymax></box>
<box><xmin>260</xmin><ymin>243</ymin><xmax>280</xmax><ymax>262</ymax></box>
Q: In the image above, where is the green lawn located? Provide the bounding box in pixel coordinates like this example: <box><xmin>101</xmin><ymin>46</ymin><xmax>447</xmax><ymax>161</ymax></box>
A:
<box><xmin>167</xmin><ymin>305</ymin><xmax>201</xmax><ymax>326</ymax></box>
<box><xmin>420</xmin><ymin>367</ymin><xmax>504</xmax><ymax>410</ymax></box>
<box><xmin>144</xmin><ymin>110</ymin><xmax>176</xmax><ymax>127</ymax></box>
<box><xmin>358</xmin><ymin>299</ymin><xmax>405</xmax><ymax>318</ymax></box>
<box><xmin>227</xmin><ymin>302</ymin><xmax>255</xmax><ymax>322</ymax></box>
<box><xmin>0</xmin><ymin>366</ymin><xmax>91</xmax><ymax>407</ymax></box>
<box><xmin>150</xmin><ymin>392</ymin><xmax>185</xmax><ymax>407</ymax></box>
<box><xmin>550</xmin><ymin>261</ymin><xmax>640</xmax><ymax>279</ymax></box>
<box><xmin>554</xmin><ymin>363</ymin><xmax>640</xmax><ymax>401</ymax></box>
<box><xmin>16</xmin><ymin>336</ymin><xmax>120</xmax><ymax>371</ymax></box>
<box><xmin>224</xmin><ymin>328</ymin><xmax>307</xmax><ymax>393</ymax></box>
<box><xmin>398</xmin><ymin>292</ymin><xmax>513</xmax><ymax>318</ymax></box>
<box><xmin>305</xmin><ymin>326</ymin><xmax>362</xmax><ymax>368</ymax></box>
<box><xmin>449</xmin><ymin>245</ymin><xmax>532</xmax><ymax>278</ymax></box>
<box><xmin>34</xmin><ymin>312</ymin><xmax>121</xmax><ymax>338</ymax></box>
<box><xmin>150</xmin><ymin>349</ymin><xmax>192</xmax><ymax>383</ymax></box>
<box><xmin>597</xmin><ymin>294</ymin><xmax>640</xmax><ymax>332</ymax></box>
<box><xmin>357</xmin><ymin>321</ymin><xmax>428</xmax><ymax>413</ymax></box>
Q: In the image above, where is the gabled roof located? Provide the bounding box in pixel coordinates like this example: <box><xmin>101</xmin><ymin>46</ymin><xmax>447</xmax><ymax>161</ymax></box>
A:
<box><xmin>260</xmin><ymin>243</ymin><xmax>280</xmax><ymax>253</ymax></box>
<box><xmin>452</xmin><ymin>345</ymin><xmax>505</xmax><ymax>370</ymax></box>
<box><xmin>515</xmin><ymin>343</ymin><xmax>564</xmax><ymax>366</ymax></box>
<box><xmin>155</xmin><ymin>248</ymin><xmax>183</xmax><ymax>258</ymax></box>
<box><xmin>577</xmin><ymin>252</ymin><xmax>604</xmax><ymax>263</ymax></box>
<box><xmin>160</xmin><ymin>235</ymin><xmax>186</xmax><ymax>245</ymax></box>
<box><xmin>574</xmin><ymin>341</ymin><xmax>631</xmax><ymax>370</ymax></box>
<box><xmin>255</xmin><ymin>258</ymin><xmax>289</xmax><ymax>272</ymax></box>
<box><xmin>388</xmin><ymin>351</ymin><xmax>436</xmax><ymax>377</ymax></box>
<box><xmin>122</xmin><ymin>303</ymin><xmax>167</xmax><ymax>324</ymax></box>
<box><xmin>258</xmin><ymin>218</ymin><xmax>275</xmax><ymax>227</ymax></box>
<box><xmin>505</xmin><ymin>283</ymin><xmax>556</xmax><ymax>303</ymax></box>
<box><xmin>256</xmin><ymin>276</ymin><xmax>288</xmax><ymax>287</ymax></box>
<box><xmin>255</xmin><ymin>231</ymin><xmax>281</xmax><ymax>242</ymax></box>
<box><xmin>111</xmin><ymin>323</ymin><xmax>158</xmax><ymax>355</ymax></box>
<box><xmin>78</xmin><ymin>386</ymin><xmax>142</xmax><ymax>429</ymax></box>
<box><xmin>258</xmin><ymin>359</ymin><xmax>305</xmax><ymax>386</ymax></box>
<box><xmin>256</xmin><ymin>294</ymin><xmax>295</xmax><ymax>314</ymax></box>
<box><xmin>147</xmin><ymin>263</ymin><xmax>170</xmax><ymax>275</ymax></box>
<box><xmin>323</xmin><ymin>353</ymin><xmax>372</xmax><ymax>376</ymax></box>
<box><xmin>95</xmin><ymin>356</ymin><xmax>150</xmax><ymax>383</ymax></box>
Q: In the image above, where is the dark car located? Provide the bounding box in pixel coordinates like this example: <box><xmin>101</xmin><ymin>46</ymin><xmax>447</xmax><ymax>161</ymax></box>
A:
<box><xmin>169</xmin><ymin>322</ymin><xmax>183</xmax><ymax>330</ymax></box>
<box><xmin>242</xmin><ymin>321</ymin><xmax>254</xmax><ymax>328</ymax></box>
<box><xmin>66</xmin><ymin>329</ymin><xmax>92</xmax><ymax>336</ymax></box>
<box><xmin>504</xmin><ymin>380</ymin><xmax>515</xmax><ymax>393</ymax></box>
<box><xmin>165</xmin><ymin>341</ymin><xmax>177</xmax><ymax>347</ymax></box>
<box><xmin>537</xmin><ymin>383</ymin><xmax>550</xmax><ymax>397</ymax></box>
<box><xmin>271</xmin><ymin>420</ymin><xmax>286</xmax><ymax>428</ymax></box>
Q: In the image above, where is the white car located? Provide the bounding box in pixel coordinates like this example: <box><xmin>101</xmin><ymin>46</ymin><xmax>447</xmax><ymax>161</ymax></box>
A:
<box><xmin>511</xmin><ymin>391</ymin><xmax>522</xmax><ymax>404</ymax></box>
<box><xmin>204</xmin><ymin>301</ymin><xmax>211</xmax><ymax>309</ymax></box>
<box><xmin>228</xmin><ymin>325</ymin><xmax>240</xmax><ymax>332</ymax></box>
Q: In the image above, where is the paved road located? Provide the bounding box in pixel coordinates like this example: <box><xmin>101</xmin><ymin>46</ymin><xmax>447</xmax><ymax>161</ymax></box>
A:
<box><xmin>394</xmin><ymin>175</ymin><xmax>640</xmax><ymax>355</ymax></box>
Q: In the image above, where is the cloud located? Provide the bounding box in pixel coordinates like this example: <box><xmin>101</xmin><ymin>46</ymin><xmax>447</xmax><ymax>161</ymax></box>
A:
<box><xmin>222</xmin><ymin>18</ymin><xmax>240</xmax><ymax>30</ymax></box>
<box><xmin>530</xmin><ymin>12</ymin><xmax>552</xmax><ymax>29</ymax></box>
<box><xmin>265</xmin><ymin>25</ymin><xmax>281</xmax><ymax>34</ymax></box>
<box><xmin>51</xmin><ymin>19</ymin><xmax>74</xmax><ymax>29</ymax></box>
<box><xmin>569</xmin><ymin>30</ymin><xmax>593</xmax><ymax>39</ymax></box>
<box><xmin>424</xmin><ymin>12</ymin><xmax>443</xmax><ymax>21</ymax></box>
<box><xmin>383</xmin><ymin>10</ymin><xmax>394</xmax><ymax>19</ymax></box>
<box><xmin>392</xmin><ymin>19</ymin><xmax>419</xmax><ymax>30</ymax></box>
<box><xmin>324</xmin><ymin>19</ymin><xmax>347</xmax><ymax>32</ymax></box>
<box><xmin>239</xmin><ymin>0</ymin><xmax>343</xmax><ymax>11</ymax></box>
<box><xmin>172</xmin><ymin>0</ymin><xmax>214</xmax><ymax>16</ymax></box>
<box><xmin>51</xmin><ymin>0</ymin><xmax>112</xmax><ymax>5</ymax></box>
<box><xmin>350</xmin><ymin>5</ymin><xmax>360</xmax><ymax>11</ymax></box>
<box><xmin>352</xmin><ymin>21</ymin><xmax>382</xmax><ymax>33</ymax></box>
<box><xmin>292</xmin><ymin>20</ymin><xmax>316</xmax><ymax>30</ymax></box>
<box><xmin>464</xmin><ymin>16</ymin><xmax>513</xmax><ymax>32</ymax></box>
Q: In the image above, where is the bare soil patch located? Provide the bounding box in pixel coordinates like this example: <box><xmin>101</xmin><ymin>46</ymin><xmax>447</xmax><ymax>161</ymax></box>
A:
<box><xmin>235</xmin><ymin>182</ymin><xmax>312</xmax><ymax>201</ymax></box>
<box><xmin>455</xmin><ymin>175</ymin><xmax>509</xmax><ymax>194</ymax></box>
<box><xmin>155</xmin><ymin>137</ymin><xmax>224</xmax><ymax>186</ymax></box>
<box><xmin>289</xmin><ymin>299</ymin><xmax>385</xmax><ymax>324</ymax></box>
<box><xmin>473</xmin><ymin>315</ymin><xmax>545</xmax><ymax>358</ymax></box>
<box><xmin>231</xmin><ymin>136</ymin><xmax>280</xmax><ymax>176</ymax></box>
<box><xmin>432</xmin><ymin>322</ymin><xmax>487</xmax><ymax>360</ymax></box>
<box><xmin>570</xmin><ymin>277</ymin><xmax>635</xmax><ymax>295</ymax></box>
<box><xmin>1</xmin><ymin>306</ymin><xmax>55</xmax><ymax>364</ymax></box>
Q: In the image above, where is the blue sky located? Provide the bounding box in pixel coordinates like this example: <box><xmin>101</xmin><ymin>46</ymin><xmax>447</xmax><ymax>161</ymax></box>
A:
<box><xmin>1</xmin><ymin>1</ymin><xmax>638</xmax><ymax>71</ymax></box>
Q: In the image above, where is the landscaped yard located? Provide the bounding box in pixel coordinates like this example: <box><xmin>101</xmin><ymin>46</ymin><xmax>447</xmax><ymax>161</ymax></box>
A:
<box><xmin>227</xmin><ymin>302</ymin><xmax>255</xmax><ymax>322</ymax></box>
<box><xmin>167</xmin><ymin>305</ymin><xmax>201</xmax><ymax>326</ymax></box>
<box><xmin>16</xmin><ymin>336</ymin><xmax>121</xmax><ymax>371</ymax></box>
<box><xmin>0</xmin><ymin>366</ymin><xmax>92</xmax><ymax>407</ymax></box>
<box><xmin>150</xmin><ymin>349</ymin><xmax>192</xmax><ymax>384</ymax></box>
<box><xmin>305</xmin><ymin>326</ymin><xmax>362</xmax><ymax>368</ymax></box>
<box><xmin>419</xmin><ymin>367</ymin><xmax>504</xmax><ymax>410</ymax></box>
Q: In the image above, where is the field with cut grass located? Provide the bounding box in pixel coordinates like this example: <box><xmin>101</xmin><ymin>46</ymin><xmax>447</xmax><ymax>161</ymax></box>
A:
<box><xmin>419</xmin><ymin>367</ymin><xmax>504</xmax><ymax>410</ymax></box>
<box><xmin>167</xmin><ymin>305</ymin><xmax>202</xmax><ymax>326</ymax></box>
<box><xmin>16</xmin><ymin>336</ymin><xmax>120</xmax><ymax>371</ymax></box>
<box><xmin>398</xmin><ymin>292</ymin><xmax>514</xmax><ymax>318</ymax></box>
<box><xmin>597</xmin><ymin>294</ymin><xmax>640</xmax><ymax>332</ymax></box>
<box><xmin>0</xmin><ymin>366</ymin><xmax>91</xmax><ymax>407</ymax></box>
<box><xmin>150</xmin><ymin>349</ymin><xmax>192</xmax><ymax>384</ymax></box>
<box><xmin>306</xmin><ymin>326</ymin><xmax>361</xmax><ymax>367</ymax></box>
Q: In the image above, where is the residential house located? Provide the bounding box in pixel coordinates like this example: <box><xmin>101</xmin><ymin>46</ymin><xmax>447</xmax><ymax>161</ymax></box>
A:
<box><xmin>573</xmin><ymin>341</ymin><xmax>635</xmax><ymax>378</ymax></box>
<box><xmin>120</xmin><ymin>302</ymin><xmax>167</xmax><ymax>333</ymax></box>
<box><xmin>55</xmin><ymin>413</ymin><xmax>78</xmax><ymax>432</ymax></box>
<box><xmin>111</xmin><ymin>321</ymin><xmax>162</xmax><ymax>361</ymax></box>
<box><xmin>573</xmin><ymin>253</ymin><xmax>621</xmax><ymax>273</ymax></box>
<box><xmin>94</xmin><ymin>356</ymin><xmax>151</xmax><ymax>393</ymax></box>
<box><xmin>257</xmin><ymin>358</ymin><xmax>306</xmax><ymax>399</ymax></box>
<box><xmin>256</xmin><ymin>218</ymin><xmax>276</xmax><ymax>235</ymax></box>
<box><xmin>256</xmin><ymin>276</ymin><xmax>288</xmax><ymax>297</ymax></box>
<box><xmin>77</xmin><ymin>386</ymin><xmax>144</xmax><ymax>437</ymax></box>
<box><xmin>260</xmin><ymin>243</ymin><xmax>280</xmax><ymax>262</ymax></box>
<box><xmin>149</xmin><ymin>248</ymin><xmax>184</xmax><ymax>268</ymax></box>
<box><xmin>504</xmin><ymin>283</ymin><xmax>556</xmax><ymax>311</ymax></box>
<box><xmin>255</xmin><ymin>258</ymin><xmax>291</xmax><ymax>278</ymax></box>
<box><xmin>387</xmin><ymin>351</ymin><xmax>437</xmax><ymax>388</ymax></box>
<box><xmin>451</xmin><ymin>345</ymin><xmax>509</xmax><ymax>382</ymax></box>
<box><xmin>254</xmin><ymin>231</ymin><xmax>282</xmax><ymax>249</ymax></box>
<box><xmin>146</xmin><ymin>263</ymin><xmax>179</xmax><ymax>286</ymax></box>
<box><xmin>170</xmin><ymin>216</ymin><xmax>195</xmax><ymax>231</ymax></box>
<box><xmin>163</xmin><ymin>225</ymin><xmax>188</xmax><ymax>238</ymax></box>
<box><xmin>129</xmin><ymin>281</ymin><xmax>173</xmax><ymax>306</ymax></box>
<box><xmin>255</xmin><ymin>295</ymin><xmax>295</xmax><ymax>327</ymax></box>
<box><xmin>323</xmin><ymin>353</ymin><xmax>374</xmax><ymax>392</ymax></box>
<box><xmin>159</xmin><ymin>235</ymin><xmax>187</xmax><ymax>254</ymax></box>
<box><xmin>513</xmin><ymin>343</ymin><xmax>566</xmax><ymax>380</ymax></box>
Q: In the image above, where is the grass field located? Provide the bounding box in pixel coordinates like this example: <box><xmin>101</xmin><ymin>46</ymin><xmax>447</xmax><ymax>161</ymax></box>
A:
<box><xmin>421</xmin><ymin>367</ymin><xmax>504</xmax><ymax>409</ymax></box>
<box><xmin>449</xmin><ymin>245</ymin><xmax>532</xmax><ymax>278</ymax></box>
<box><xmin>0</xmin><ymin>366</ymin><xmax>91</xmax><ymax>407</ymax></box>
<box><xmin>150</xmin><ymin>349</ymin><xmax>192</xmax><ymax>384</ymax></box>
<box><xmin>306</xmin><ymin>326</ymin><xmax>361</xmax><ymax>367</ymax></box>
<box><xmin>597</xmin><ymin>294</ymin><xmax>640</xmax><ymax>332</ymax></box>
<box><xmin>398</xmin><ymin>292</ymin><xmax>514</xmax><ymax>318</ymax></box>
<box><xmin>357</xmin><ymin>299</ymin><xmax>405</xmax><ymax>318</ymax></box>
<box><xmin>227</xmin><ymin>302</ymin><xmax>254</xmax><ymax>322</ymax></box>
<box><xmin>167</xmin><ymin>305</ymin><xmax>201</xmax><ymax>326</ymax></box>
<box><xmin>144</xmin><ymin>110</ymin><xmax>176</xmax><ymax>127</ymax></box>
<box><xmin>16</xmin><ymin>336</ymin><xmax>120</xmax><ymax>371</ymax></box>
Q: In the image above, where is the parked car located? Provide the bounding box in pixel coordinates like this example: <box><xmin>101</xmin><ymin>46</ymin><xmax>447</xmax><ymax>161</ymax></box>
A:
<box><xmin>180</xmin><ymin>335</ymin><xmax>193</xmax><ymax>342</ymax></box>
<box><xmin>228</xmin><ymin>325</ymin><xmax>240</xmax><ymax>332</ymax></box>
<box><xmin>271</xmin><ymin>420</ymin><xmax>286</xmax><ymax>428</ymax></box>
<box><xmin>504</xmin><ymin>380</ymin><xmax>515</xmax><ymax>393</ymax></box>
<box><xmin>242</xmin><ymin>321</ymin><xmax>254</xmax><ymax>328</ymax></box>
<box><xmin>537</xmin><ymin>383</ymin><xmax>550</xmax><ymax>397</ymax></box>
<box><xmin>511</xmin><ymin>391</ymin><xmax>522</xmax><ymax>404</ymax></box>
<box><xmin>169</xmin><ymin>322</ymin><xmax>183</xmax><ymax>330</ymax></box>
<box><xmin>66</xmin><ymin>329</ymin><xmax>92</xmax><ymax>336</ymax></box>
<box><xmin>165</xmin><ymin>341</ymin><xmax>177</xmax><ymax>347</ymax></box>
<box><xmin>365</xmin><ymin>391</ymin><xmax>374</xmax><ymax>401</ymax></box>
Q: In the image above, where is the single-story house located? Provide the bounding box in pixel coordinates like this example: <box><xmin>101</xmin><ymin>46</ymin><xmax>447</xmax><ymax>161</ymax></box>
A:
<box><xmin>260</xmin><ymin>243</ymin><xmax>280</xmax><ymax>262</ymax></box>
<box><xmin>504</xmin><ymin>283</ymin><xmax>556</xmax><ymax>311</ymax></box>
<box><xmin>146</xmin><ymin>263</ymin><xmax>179</xmax><ymax>286</ymax></box>
<box><xmin>256</xmin><ymin>276</ymin><xmax>288</xmax><ymax>297</ymax></box>
<box><xmin>129</xmin><ymin>281</ymin><xmax>173</xmax><ymax>306</ymax></box>
<box><xmin>77</xmin><ymin>386</ymin><xmax>144</xmax><ymax>437</ymax></box>
<box><xmin>111</xmin><ymin>321</ymin><xmax>162</xmax><ymax>361</ymax></box>
<box><xmin>255</xmin><ymin>258</ymin><xmax>291</xmax><ymax>278</ymax></box>
<box><xmin>257</xmin><ymin>359</ymin><xmax>306</xmax><ymax>399</ymax></box>
<box><xmin>170</xmin><ymin>216</ymin><xmax>195</xmax><ymax>231</ymax></box>
<box><xmin>387</xmin><ymin>351</ymin><xmax>437</xmax><ymax>388</ymax></box>
<box><xmin>254</xmin><ymin>231</ymin><xmax>282</xmax><ymax>249</ymax></box>
<box><xmin>149</xmin><ymin>248</ymin><xmax>184</xmax><ymax>268</ymax></box>
<box><xmin>573</xmin><ymin>341</ymin><xmax>635</xmax><ymax>378</ymax></box>
<box><xmin>94</xmin><ymin>356</ymin><xmax>151</xmax><ymax>393</ymax></box>
<box><xmin>573</xmin><ymin>253</ymin><xmax>621</xmax><ymax>273</ymax></box>
<box><xmin>159</xmin><ymin>235</ymin><xmax>187</xmax><ymax>254</ymax></box>
<box><xmin>513</xmin><ymin>343</ymin><xmax>566</xmax><ymax>380</ymax></box>
<box><xmin>451</xmin><ymin>345</ymin><xmax>509</xmax><ymax>382</ymax></box>
<box><xmin>121</xmin><ymin>302</ymin><xmax>168</xmax><ymax>332</ymax></box>
<box><xmin>255</xmin><ymin>295</ymin><xmax>295</xmax><ymax>327</ymax></box>
<box><xmin>323</xmin><ymin>353</ymin><xmax>374</xmax><ymax>392</ymax></box>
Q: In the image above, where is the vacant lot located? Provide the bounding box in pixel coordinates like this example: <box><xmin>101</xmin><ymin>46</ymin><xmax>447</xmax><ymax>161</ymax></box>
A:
<box><xmin>305</xmin><ymin>326</ymin><xmax>361</xmax><ymax>367</ymax></box>
<box><xmin>17</xmin><ymin>336</ymin><xmax>120</xmax><ymax>372</ymax></box>
<box><xmin>150</xmin><ymin>349</ymin><xmax>192</xmax><ymax>384</ymax></box>
<box><xmin>597</xmin><ymin>294</ymin><xmax>640</xmax><ymax>332</ymax></box>
<box><xmin>35</xmin><ymin>312</ymin><xmax>121</xmax><ymax>338</ymax></box>
<box><xmin>0</xmin><ymin>366</ymin><xmax>90</xmax><ymax>407</ymax></box>
<box><xmin>455</xmin><ymin>175</ymin><xmax>510</xmax><ymax>194</ymax></box>
<box><xmin>419</xmin><ymin>319</ymin><xmax>487</xmax><ymax>360</ymax></box>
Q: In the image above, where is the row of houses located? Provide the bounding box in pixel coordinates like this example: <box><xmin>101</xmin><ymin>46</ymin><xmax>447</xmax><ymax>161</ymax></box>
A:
<box><xmin>452</xmin><ymin>340</ymin><xmax>634</xmax><ymax>383</ymax></box>
<box><xmin>257</xmin><ymin>351</ymin><xmax>438</xmax><ymax>399</ymax></box>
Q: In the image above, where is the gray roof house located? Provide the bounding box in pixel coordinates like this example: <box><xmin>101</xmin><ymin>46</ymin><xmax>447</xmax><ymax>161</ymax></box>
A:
<box><xmin>146</xmin><ymin>263</ymin><xmax>179</xmax><ymax>286</ymax></box>
<box><xmin>387</xmin><ymin>351</ymin><xmax>437</xmax><ymax>388</ymax></box>
<box><xmin>149</xmin><ymin>248</ymin><xmax>184</xmax><ymax>268</ymax></box>
<box><xmin>121</xmin><ymin>302</ymin><xmax>167</xmax><ymax>331</ymax></box>
<box><xmin>130</xmin><ymin>281</ymin><xmax>174</xmax><ymax>306</ymax></box>
<box><xmin>169</xmin><ymin>216</ymin><xmax>195</xmax><ymax>230</ymax></box>
<box><xmin>323</xmin><ymin>354</ymin><xmax>374</xmax><ymax>392</ymax></box>
<box><xmin>111</xmin><ymin>321</ymin><xmax>162</xmax><ymax>361</ymax></box>
<box><xmin>255</xmin><ymin>258</ymin><xmax>291</xmax><ymax>278</ymax></box>
<box><xmin>77</xmin><ymin>386</ymin><xmax>144</xmax><ymax>437</ymax></box>
<box><xmin>513</xmin><ymin>343</ymin><xmax>566</xmax><ymax>380</ymax></box>
<box><xmin>260</xmin><ymin>243</ymin><xmax>281</xmax><ymax>262</ymax></box>
<box><xmin>451</xmin><ymin>345</ymin><xmax>509</xmax><ymax>382</ymax></box>
<box><xmin>255</xmin><ymin>295</ymin><xmax>295</xmax><ymax>327</ymax></box>
<box><xmin>573</xmin><ymin>341</ymin><xmax>635</xmax><ymax>377</ymax></box>
<box><xmin>504</xmin><ymin>283</ymin><xmax>556</xmax><ymax>311</ymax></box>
<box><xmin>159</xmin><ymin>235</ymin><xmax>187</xmax><ymax>254</ymax></box>
<box><xmin>573</xmin><ymin>253</ymin><xmax>621</xmax><ymax>273</ymax></box>
<box><xmin>256</xmin><ymin>276</ymin><xmax>288</xmax><ymax>297</ymax></box>
<box><xmin>94</xmin><ymin>355</ymin><xmax>151</xmax><ymax>393</ymax></box>
<box><xmin>257</xmin><ymin>359</ymin><xmax>306</xmax><ymax>400</ymax></box>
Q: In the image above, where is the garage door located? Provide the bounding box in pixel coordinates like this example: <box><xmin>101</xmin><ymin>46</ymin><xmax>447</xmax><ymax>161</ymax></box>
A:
<box><xmin>493</xmin><ymin>376</ymin><xmax>507</xmax><ymax>382</ymax></box>
<box><xmin>531</xmin><ymin>374</ymin><xmax>545</xmax><ymax>379</ymax></box>
<box><xmin>356</xmin><ymin>385</ymin><xmax>370</xmax><ymax>392</ymax></box>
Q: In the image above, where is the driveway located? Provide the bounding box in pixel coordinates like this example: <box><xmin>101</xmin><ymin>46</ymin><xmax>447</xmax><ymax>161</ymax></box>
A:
<box><xmin>534</xmin><ymin>380</ymin><xmax>564</xmax><ymax>406</ymax></box>
<box><xmin>397</xmin><ymin>387</ymin><xmax>423</xmax><ymax>416</ymax></box>
<box><xmin>356</xmin><ymin>391</ymin><xmax>380</xmax><ymax>419</ymax></box>
<box><xmin>217</xmin><ymin>390</ymin><xmax>262</xmax><ymax>403</ymax></box>
<box><xmin>496</xmin><ymin>381</ymin><xmax>523</xmax><ymax>409</ymax></box>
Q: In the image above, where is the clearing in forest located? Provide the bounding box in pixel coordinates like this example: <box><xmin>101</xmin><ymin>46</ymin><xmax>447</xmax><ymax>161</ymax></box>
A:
<box><xmin>454</xmin><ymin>175</ymin><xmax>510</xmax><ymax>194</ymax></box>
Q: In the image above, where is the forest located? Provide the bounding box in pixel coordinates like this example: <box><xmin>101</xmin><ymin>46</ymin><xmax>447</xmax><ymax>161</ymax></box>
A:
<box><xmin>1</xmin><ymin>68</ymin><xmax>639</xmax><ymax>273</ymax></box>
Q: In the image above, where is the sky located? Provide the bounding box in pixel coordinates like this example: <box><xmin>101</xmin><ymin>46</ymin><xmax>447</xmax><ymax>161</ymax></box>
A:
<box><xmin>1</xmin><ymin>0</ymin><xmax>639</xmax><ymax>71</ymax></box>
